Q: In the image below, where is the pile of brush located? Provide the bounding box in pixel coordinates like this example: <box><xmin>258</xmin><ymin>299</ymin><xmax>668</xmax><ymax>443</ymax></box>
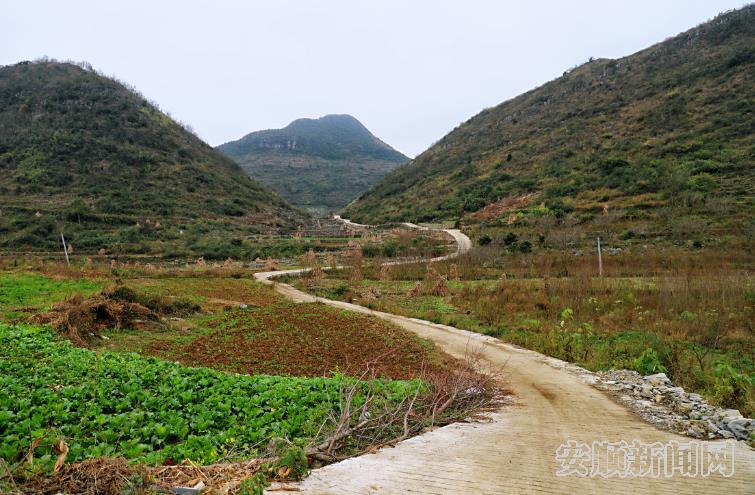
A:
<box><xmin>29</xmin><ymin>286</ymin><xmax>199</xmax><ymax>347</ymax></box>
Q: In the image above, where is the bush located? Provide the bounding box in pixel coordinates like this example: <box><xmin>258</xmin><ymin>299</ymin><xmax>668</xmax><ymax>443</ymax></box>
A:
<box><xmin>381</xmin><ymin>240</ymin><xmax>399</xmax><ymax>258</ymax></box>
<box><xmin>361</xmin><ymin>243</ymin><xmax>381</xmax><ymax>258</ymax></box>
<box><xmin>192</xmin><ymin>238</ymin><xmax>244</xmax><ymax>259</ymax></box>
<box><xmin>332</xmin><ymin>283</ymin><xmax>349</xmax><ymax>297</ymax></box>
<box><xmin>478</xmin><ymin>234</ymin><xmax>492</xmax><ymax>246</ymax></box>
<box><xmin>713</xmin><ymin>363</ymin><xmax>752</xmax><ymax>410</ymax></box>
<box><xmin>687</xmin><ymin>173</ymin><xmax>717</xmax><ymax>193</ymax></box>
<box><xmin>238</xmin><ymin>473</ymin><xmax>269</xmax><ymax>495</ymax></box>
<box><xmin>633</xmin><ymin>348</ymin><xmax>667</xmax><ymax>375</ymax></box>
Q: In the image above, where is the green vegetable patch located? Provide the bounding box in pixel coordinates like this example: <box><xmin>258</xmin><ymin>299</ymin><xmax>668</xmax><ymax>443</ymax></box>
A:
<box><xmin>0</xmin><ymin>324</ymin><xmax>416</xmax><ymax>472</ymax></box>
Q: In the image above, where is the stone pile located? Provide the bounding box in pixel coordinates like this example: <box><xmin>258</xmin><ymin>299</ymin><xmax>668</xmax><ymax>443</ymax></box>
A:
<box><xmin>595</xmin><ymin>369</ymin><xmax>754</xmax><ymax>442</ymax></box>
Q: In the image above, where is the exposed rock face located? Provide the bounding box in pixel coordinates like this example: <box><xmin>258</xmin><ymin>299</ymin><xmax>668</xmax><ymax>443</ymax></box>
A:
<box><xmin>595</xmin><ymin>370</ymin><xmax>754</xmax><ymax>442</ymax></box>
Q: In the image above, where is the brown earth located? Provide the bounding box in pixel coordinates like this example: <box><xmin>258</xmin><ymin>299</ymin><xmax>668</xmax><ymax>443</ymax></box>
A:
<box><xmin>125</xmin><ymin>276</ymin><xmax>282</xmax><ymax>308</ymax></box>
<box><xmin>145</xmin><ymin>303</ymin><xmax>455</xmax><ymax>380</ymax></box>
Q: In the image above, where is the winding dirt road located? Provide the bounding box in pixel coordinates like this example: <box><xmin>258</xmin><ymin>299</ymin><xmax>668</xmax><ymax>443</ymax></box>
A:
<box><xmin>255</xmin><ymin>226</ymin><xmax>754</xmax><ymax>494</ymax></box>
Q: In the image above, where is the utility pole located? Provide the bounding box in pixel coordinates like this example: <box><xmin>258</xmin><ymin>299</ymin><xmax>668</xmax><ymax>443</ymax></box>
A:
<box><xmin>597</xmin><ymin>236</ymin><xmax>603</xmax><ymax>277</ymax></box>
<box><xmin>61</xmin><ymin>233</ymin><xmax>70</xmax><ymax>266</ymax></box>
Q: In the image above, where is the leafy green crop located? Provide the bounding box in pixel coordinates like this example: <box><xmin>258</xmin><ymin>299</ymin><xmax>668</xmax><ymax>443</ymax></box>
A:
<box><xmin>0</xmin><ymin>324</ymin><xmax>415</xmax><ymax>471</ymax></box>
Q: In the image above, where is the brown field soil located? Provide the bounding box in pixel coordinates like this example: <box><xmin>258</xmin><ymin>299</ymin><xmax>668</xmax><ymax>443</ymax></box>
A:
<box><xmin>124</xmin><ymin>275</ymin><xmax>283</xmax><ymax>309</ymax></box>
<box><xmin>1</xmin><ymin>267</ymin><xmax>458</xmax><ymax>381</ymax></box>
<box><xmin>87</xmin><ymin>276</ymin><xmax>457</xmax><ymax>380</ymax></box>
<box><xmin>138</xmin><ymin>303</ymin><xmax>453</xmax><ymax>379</ymax></box>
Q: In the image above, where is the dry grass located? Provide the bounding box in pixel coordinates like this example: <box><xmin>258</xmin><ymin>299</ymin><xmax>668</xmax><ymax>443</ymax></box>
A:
<box><xmin>29</xmin><ymin>293</ymin><xmax>159</xmax><ymax>346</ymax></box>
<box><xmin>453</xmin><ymin>273</ymin><xmax>753</xmax><ymax>347</ymax></box>
<box><xmin>373</xmin><ymin>246</ymin><xmax>754</xmax><ymax>282</ymax></box>
<box><xmin>14</xmin><ymin>458</ymin><xmax>149</xmax><ymax>495</ymax></box>
<box><xmin>9</xmin><ymin>456</ymin><xmax>270</xmax><ymax>495</ymax></box>
<box><xmin>298</xmin><ymin>246</ymin><xmax>753</xmax><ymax>414</ymax></box>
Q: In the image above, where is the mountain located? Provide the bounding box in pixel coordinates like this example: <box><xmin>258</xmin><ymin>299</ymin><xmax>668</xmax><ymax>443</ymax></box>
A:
<box><xmin>0</xmin><ymin>61</ymin><xmax>303</xmax><ymax>256</ymax></box>
<box><xmin>218</xmin><ymin>114</ymin><xmax>408</xmax><ymax>214</ymax></box>
<box><xmin>342</xmin><ymin>7</ymin><xmax>754</xmax><ymax>244</ymax></box>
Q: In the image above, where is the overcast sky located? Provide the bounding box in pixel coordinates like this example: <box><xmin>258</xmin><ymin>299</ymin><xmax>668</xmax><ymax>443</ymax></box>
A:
<box><xmin>1</xmin><ymin>0</ymin><xmax>748</xmax><ymax>157</ymax></box>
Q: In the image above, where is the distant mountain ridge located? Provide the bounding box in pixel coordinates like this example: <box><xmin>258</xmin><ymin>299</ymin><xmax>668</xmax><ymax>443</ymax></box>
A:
<box><xmin>219</xmin><ymin>115</ymin><xmax>408</xmax><ymax>213</ymax></box>
<box><xmin>342</xmin><ymin>6</ymin><xmax>755</xmax><ymax>244</ymax></box>
<box><xmin>220</xmin><ymin>114</ymin><xmax>407</xmax><ymax>162</ymax></box>
<box><xmin>0</xmin><ymin>61</ymin><xmax>303</xmax><ymax>255</ymax></box>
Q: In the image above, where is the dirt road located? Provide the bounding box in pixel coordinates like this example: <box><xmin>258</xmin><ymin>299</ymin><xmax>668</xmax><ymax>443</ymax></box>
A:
<box><xmin>255</xmin><ymin>227</ymin><xmax>754</xmax><ymax>494</ymax></box>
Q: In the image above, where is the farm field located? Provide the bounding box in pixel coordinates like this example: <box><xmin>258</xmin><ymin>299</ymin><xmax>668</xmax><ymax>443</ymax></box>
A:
<box><xmin>69</xmin><ymin>273</ymin><xmax>452</xmax><ymax>379</ymax></box>
<box><xmin>294</xmin><ymin>245</ymin><xmax>755</xmax><ymax>417</ymax></box>
<box><xmin>1</xmin><ymin>323</ymin><xmax>391</xmax><ymax>467</ymax></box>
<box><xmin>0</xmin><ymin>263</ymin><xmax>487</xmax><ymax>494</ymax></box>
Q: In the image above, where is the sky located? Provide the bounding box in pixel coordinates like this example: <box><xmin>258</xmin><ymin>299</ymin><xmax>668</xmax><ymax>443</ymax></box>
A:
<box><xmin>1</xmin><ymin>0</ymin><xmax>748</xmax><ymax>157</ymax></box>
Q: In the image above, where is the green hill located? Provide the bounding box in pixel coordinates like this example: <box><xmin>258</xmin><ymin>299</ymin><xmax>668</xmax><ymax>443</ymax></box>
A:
<box><xmin>218</xmin><ymin>114</ymin><xmax>407</xmax><ymax>214</ymax></box>
<box><xmin>343</xmin><ymin>7</ymin><xmax>754</xmax><ymax>246</ymax></box>
<box><xmin>0</xmin><ymin>61</ymin><xmax>303</xmax><ymax>256</ymax></box>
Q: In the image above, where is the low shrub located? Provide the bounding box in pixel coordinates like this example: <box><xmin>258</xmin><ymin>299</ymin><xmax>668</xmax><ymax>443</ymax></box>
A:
<box><xmin>633</xmin><ymin>348</ymin><xmax>668</xmax><ymax>375</ymax></box>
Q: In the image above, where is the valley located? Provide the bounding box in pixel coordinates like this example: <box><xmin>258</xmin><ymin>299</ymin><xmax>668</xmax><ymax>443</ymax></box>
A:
<box><xmin>0</xmin><ymin>4</ymin><xmax>753</xmax><ymax>495</ymax></box>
